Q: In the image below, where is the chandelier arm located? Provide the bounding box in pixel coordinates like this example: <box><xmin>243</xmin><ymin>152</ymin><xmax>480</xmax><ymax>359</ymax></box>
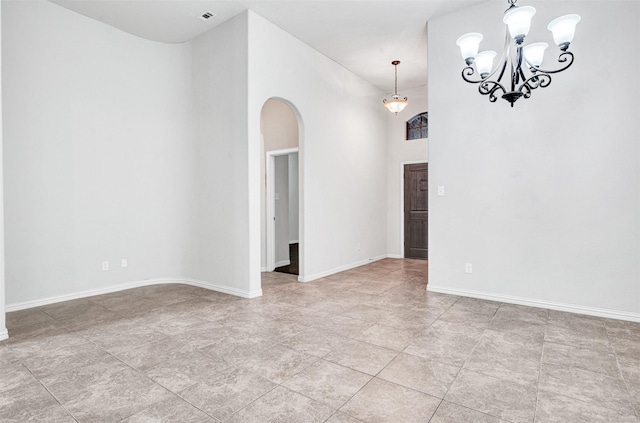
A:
<box><xmin>492</xmin><ymin>30</ymin><xmax>512</xmax><ymax>84</ymax></box>
<box><xmin>462</xmin><ymin>66</ymin><xmax>485</xmax><ymax>84</ymax></box>
<box><xmin>519</xmin><ymin>73</ymin><xmax>552</xmax><ymax>92</ymax></box>
<box><xmin>479</xmin><ymin>80</ymin><xmax>507</xmax><ymax>103</ymax></box>
<box><xmin>528</xmin><ymin>51</ymin><xmax>575</xmax><ymax>75</ymax></box>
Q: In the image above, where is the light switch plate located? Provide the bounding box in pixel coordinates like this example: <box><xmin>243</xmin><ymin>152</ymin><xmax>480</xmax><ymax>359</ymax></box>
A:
<box><xmin>437</xmin><ymin>186</ymin><xmax>445</xmax><ymax>196</ymax></box>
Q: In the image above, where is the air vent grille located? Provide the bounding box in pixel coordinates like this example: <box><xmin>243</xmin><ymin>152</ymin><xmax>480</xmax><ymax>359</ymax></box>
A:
<box><xmin>199</xmin><ymin>11</ymin><xmax>216</xmax><ymax>22</ymax></box>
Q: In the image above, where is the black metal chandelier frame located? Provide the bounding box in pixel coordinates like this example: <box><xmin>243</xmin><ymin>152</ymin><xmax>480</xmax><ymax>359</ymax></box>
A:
<box><xmin>460</xmin><ymin>0</ymin><xmax>578</xmax><ymax>107</ymax></box>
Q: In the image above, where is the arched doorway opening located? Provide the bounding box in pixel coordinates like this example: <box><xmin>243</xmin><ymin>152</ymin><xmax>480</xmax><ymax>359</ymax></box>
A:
<box><xmin>259</xmin><ymin>98</ymin><xmax>303</xmax><ymax>283</ymax></box>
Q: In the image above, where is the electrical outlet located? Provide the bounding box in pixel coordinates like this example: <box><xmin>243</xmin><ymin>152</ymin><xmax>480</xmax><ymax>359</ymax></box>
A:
<box><xmin>465</xmin><ymin>263</ymin><xmax>473</xmax><ymax>274</ymax></box>
<box><xmin>102</xmin><ymin>261</ymin><xmax>109</xmax><ymax>271</ymax></box>
<box><xmin>437</xmin><ymin>186</ymin><xmax>445</xmax><ymax>196</ymax></box>
<box><xmin>357</xmin><ymin>242</ymin><xmax>361</xmax><ymax>251</ymax></box>
<box><xmin>121</xmin><ymin>259</ymin><xmax>128</xmax><ymax>268</ymax></box>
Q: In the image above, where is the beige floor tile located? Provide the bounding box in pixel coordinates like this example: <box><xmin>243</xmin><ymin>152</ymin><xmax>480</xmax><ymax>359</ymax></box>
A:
<box><xmin>88</xmin><ymin>324</ymin><xmax>168</xmax><ymax>355</ymax></box>
<box><xmin>325</xmin><ymin>412</ymin><xmax>365</xmax><ymax>422</ymax></box>
<box><xmin>404</xmin><ymin>320</ymin><xmax>484</xmax><ymax>367</ymax></box>
<box><xmin>43</xmin><ymin>365</ymin><xmax>172</xmax><ymax>422</ymax></box>
<box><xmin>0</xmin><ymin>360</ymin><xmax>37</xmax><ymax>393</ymax></box>
<box><xmin>282</xmin><ymin>360</ymin><xmax>372</xmax><ymax>408</ymax></box>
<box><xmin>324</xmin><ymin>338</ymin><xmax>398</xmax><ymax>375</ymax></box>
<box><xmin>227</xmin><ymin>386</ymin><xmax>334</xmax><ymax>423</ymax></box>
<box><xmin>178</xmin><ymin>367</ymin><xmax>277</xmax><ymax>421</ymax></box>
<box><xmin>144</xmin><ymin>350</ymin><xmax>230</xmax><ymax>392</ymax></box>
<box><xmin>542</xmin><ymin>341</ymin><xmax>619</xmax><ymax>378</ymax></box>
<box><xmin>21</xmin><ymin>341</ymin><xmax>114</xmax><ymax>378</ymax></box>
<box><xmin>463</xmin><ymin>330</ymin><xmax>542</xmax><ymax>384</ymax></box>
<box><xmin>538</xmin><ymin>363</ymin><xmax>634</xmax><ymax>414</ymax></box>
<box><xmin>430</xmin><ymin>401</ymin><xmax>508</xmax><ymax>423</ymax></box>
<box><xmin>445</xmin><ymin>369</ymin><xmax>537</xmax><ymax>423</ymax></box>
<box><xmin>604</xmin><ymin>319</ymin><xmax>640</xmax><ymax>342</ymax></box>
<box><xmin>121</xmin><ymin>396</ymin><xmax>219</xmax><ymax>422</ymax></box>
<box><xmin>612</xmin><ymin>336</ymin><xmax>640</xmax><ymax>360</ymax></box>
<box><xmin>353</xmin><ymin>323</ymin><xmax>416</xmax><ymax>351</ymax></box>
<box><xmin>378</xmin><ymin>352</ymin><xmax>459</xmax><ymax>398</ymax></box>
<box><xmin>0</xmin><ymin>381</ymin><xmax>61</xmax><ymax>422</ymax></box>
<box><xmin>8</xmin><ymin>327</ymin><xmax>87</xmax><ymax>359</ymax></box>
<box><xmin>280</xmin><ymin>327</ymin><xmax>351</xmax><ymax>358</ymax></box>
<box><xmin>228</xmin><ymin>344</ymin><xmax>319</xmax><ymax>383</ymax></box>
<box><xmin>340</xmin><ymin>378</ymin><xmax>440</xmax><ymax>422</ymax></box>
<box><xmin>312</xmin><ymin>314</ymin><xmax>375</xmax><ymax>337</ymax></box>
<box><xmin>545</xmin><ymin>322</ymin><xmax>611</xmax><ymax>352</ymax></box>
<box><xmin>535</xmin><ymin>390</ymin><xmax>638</xmax><ymax>423</ymax></box>
<box><xmin>116</xmin><ymin>337</ymin><xmax>198</xmax><ymax>371</ymax></box>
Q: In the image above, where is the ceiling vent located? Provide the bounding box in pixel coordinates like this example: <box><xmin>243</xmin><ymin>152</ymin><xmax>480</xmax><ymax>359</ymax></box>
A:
<box><xmin>199</xmin><ymin>11</ymin><xmax>216</xmax><ymax>22</ymax></box>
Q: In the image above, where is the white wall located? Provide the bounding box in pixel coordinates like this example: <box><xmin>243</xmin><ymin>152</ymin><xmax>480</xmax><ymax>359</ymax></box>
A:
<box><xmin>288</xmin><ymin>153</ymin><xmax>299</xmax><ymax>243</ymax></box>
<box><xmin>274</xmin><ymin>155</ymin><xmax>290</xmax><ymax>265</ymax></box>
<box><xmin>189</xmin><ymin>13</ymin><xmax>259</xmax><ymax>297</ymax></box>
<box><xmin>3</xmin><ymin>0</ymin><xmax>195</xmax><ymax>307</ymax></box>
<box><xmin>428</xmin><ymin>0</ymin><xmax>640</xmax><ymax>320</ymax></box>
<box><xmin>0</xmin><ymin>0</ymin><xmax>6</xmax><ymax>340</ymax></box>
<box><xmin>248</xmin><ymin>11</ymin><xmax>389</xmax><ymax>282</ymax></box>
<box><xmin>386</xmin><ymin>87</ymin><xmax>428</xmax><ymax>258</ymax></box>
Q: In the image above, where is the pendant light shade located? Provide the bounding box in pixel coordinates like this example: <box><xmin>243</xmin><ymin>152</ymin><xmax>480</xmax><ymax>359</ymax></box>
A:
<box><xmin>383</xmin><ymin>60</ymin><xmax>408</xmax><ymax>115</ymax></box>
<box><xmin>547</xmin><ymin>14</ymin><xmax>581</xmax><ymax>50</ymax></box>
<box><xmin>503</xmin><ymin>5</ymin><xmax>536</xmax><ymax>43</ymax></box>
<box><xmin>456</xmin><ymin>33</ymin><xmax>484</xmax><ymax>64</ymax></box>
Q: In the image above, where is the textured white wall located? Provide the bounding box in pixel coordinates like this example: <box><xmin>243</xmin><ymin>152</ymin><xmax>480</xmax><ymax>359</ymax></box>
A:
<box><xmin>288</xmin><ymin>153</ymin><xmax>299</xmax><ymax>243</ymax></box>
<box><xmin>428</xmin><ymin>0</ymin><xmax>640</xmax><ymax>319</ymax></box>
<box><xmin>248</xmin><ymin>11</ymin><xmax>389</xmax><ymax>282</ymax></box>
<box><xmin>0</xmin><ymin>0</ymin><xmax>6</xmax><ymax>339</ymax></box>
<box><xmin>189</xmin><ymin>13</ymin><xmax>255</xmax><ymax>296</ymax></box>
<box><xmin>386</xmin><ymin>87</ymin><xmax>428</xmax><ymax>258</ymax></box>
<box><xmin>3</xmin><ymin>0</ymin><xmax>195</xmax><ymax>306</ymax></box>
<box><xmin>274</xmin><ymin>155</ymin><xmax>290</xmax><ymax>265</ymax></box>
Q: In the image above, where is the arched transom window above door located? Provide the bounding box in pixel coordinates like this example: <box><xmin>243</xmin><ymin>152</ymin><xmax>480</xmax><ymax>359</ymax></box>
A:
<box><xmin>406</xmin><ymin>112</ymin><xmax>428</xmax><ymax>140</ymax></box>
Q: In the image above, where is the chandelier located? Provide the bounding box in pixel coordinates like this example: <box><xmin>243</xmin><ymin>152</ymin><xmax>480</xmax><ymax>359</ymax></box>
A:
<box><xmin>456</xmin><ymin>0</ymin><xmax>581</xmax><ymax>107</ymax></box>
<box><xmin>383</xmin><ymin>60</ymin><xmax>408</xmax><ymax>114</ymax></box>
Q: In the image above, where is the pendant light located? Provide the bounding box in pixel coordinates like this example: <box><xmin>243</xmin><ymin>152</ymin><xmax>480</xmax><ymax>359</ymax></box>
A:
<box><xmin>383</xmin><ymin>60</ymin><xmax>409</xmax><ymax>114</ymax></box>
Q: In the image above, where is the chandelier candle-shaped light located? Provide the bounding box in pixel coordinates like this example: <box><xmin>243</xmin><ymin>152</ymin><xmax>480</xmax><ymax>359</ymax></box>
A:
<box><xmin>383</xmin><ymin>60</ymin><xmax>408</xmax><ymax>114</ymax></box>
<box><xmin>456</xmin><ymin>0</ymin><xmax>581</xmax><ymax>106</ymax></box>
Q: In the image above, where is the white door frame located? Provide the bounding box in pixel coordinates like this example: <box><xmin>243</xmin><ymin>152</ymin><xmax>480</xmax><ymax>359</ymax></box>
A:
<box><xmin>266</xmin><ymin>148</ymin><xmax>299</xmax><ymax>271</ymax></box>
<box><xmin>399</xmin><ymin>160</ymin><xmax>428</xmax><ymax>258</ymax></box>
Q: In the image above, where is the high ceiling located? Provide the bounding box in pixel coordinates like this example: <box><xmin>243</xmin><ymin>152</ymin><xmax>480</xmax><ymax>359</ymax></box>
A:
<box><xmin>48</xmin><ymin>0</ymin><xmax>489</xmax><ymax>93</ymax></box>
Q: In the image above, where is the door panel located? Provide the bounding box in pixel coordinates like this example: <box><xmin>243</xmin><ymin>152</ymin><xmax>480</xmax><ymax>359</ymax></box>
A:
<box><xmin>404</xmin><ymin>163</ymin><xmax>428</xmax><ymax>260</ymax></box>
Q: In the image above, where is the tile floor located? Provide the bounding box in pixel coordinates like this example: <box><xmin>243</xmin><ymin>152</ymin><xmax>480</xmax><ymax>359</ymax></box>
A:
<box><xmin>1</xmin><ymin>258</ymin><xmax>639</xmax><ymax>422</ymax></box>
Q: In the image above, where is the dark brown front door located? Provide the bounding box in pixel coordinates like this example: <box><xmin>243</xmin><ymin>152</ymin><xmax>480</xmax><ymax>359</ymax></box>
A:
<box><xmin>404</xmin><ymin>163</ymin><xmax>428</xmax><ymax>260</ymax></box>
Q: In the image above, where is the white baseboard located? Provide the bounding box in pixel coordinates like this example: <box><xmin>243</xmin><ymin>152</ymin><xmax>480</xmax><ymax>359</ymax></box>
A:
<box><xmin>6</xmin><ymin>278</ymin><xmax>262</xmax><ymax>312</ymax></box>
<box><xmin>261</xmin><ymin>267</ymin><xmax>270</xmax><ymax>272</ymax></box>
<box><xmin>180</xmin><ymin>278</ymin><xmax>262</xmax><ymax>299</ymax></box>
<box><xmin>299</xmin><ymin>254</ymin><xmax>388</xmax><ymax>283</ymax></box>
<box><xmin>275</xmin><ymin>260</ymin><xmax>290</xmax><ymax>268</ymax></box>
<box><xmin>427</xmin><ymin>285</ymin><xmax>640</xmax><ymax>323</ymax></box>
<box><xmin>386</xmin><ymin>254</ymin><xmax>403</xmax><ymax>259</ymax></box>
<box><xmin>0</xmin><ymin>328</ymin><xmax>8</xmax><ymax>341</ymax></box>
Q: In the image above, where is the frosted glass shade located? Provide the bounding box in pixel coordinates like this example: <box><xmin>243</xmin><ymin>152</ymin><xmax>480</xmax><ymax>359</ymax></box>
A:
<box><xmin>503</xmin><ymin>6</ymin><xmax>536</xmax><ymax>42</ymax></box>
<box><xmin>456</xmin><ymin>33</ymin><xmax>483</xmax><ymax>62</ymax></box>
<box><xmin>384</xmin><ymin>95</ymin><xmax>408</xmax><ymax>114</ymax></box>
<box><xmin>475</xmin><ymin>50</ymin><xmax>497</xmax><ymax>77</ymax></box>
<box><xmin>523</xmin><ymin>42</ymin><xmax>548</xmax><ymax>67</ymax></box>
<box><xmin>548</xmin><ymin>14</ymin><xmax>581</xmax><ymax>49</ymax></box>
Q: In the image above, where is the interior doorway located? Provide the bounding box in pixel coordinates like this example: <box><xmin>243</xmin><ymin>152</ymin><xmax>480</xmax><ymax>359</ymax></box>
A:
<box><xmin>403</xmin><ymin>162</ymin><xmax>428</xmax><ymax>260</ymax></box>
<box><xmin>266</xmin><ymin>149</ymin><xmax>299</xmax><ymax>275</ymax></box>
<box><xmin>260</xmin><ymin>98</ymin><xmax>302</xmax><ymax>278</ymax></box>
